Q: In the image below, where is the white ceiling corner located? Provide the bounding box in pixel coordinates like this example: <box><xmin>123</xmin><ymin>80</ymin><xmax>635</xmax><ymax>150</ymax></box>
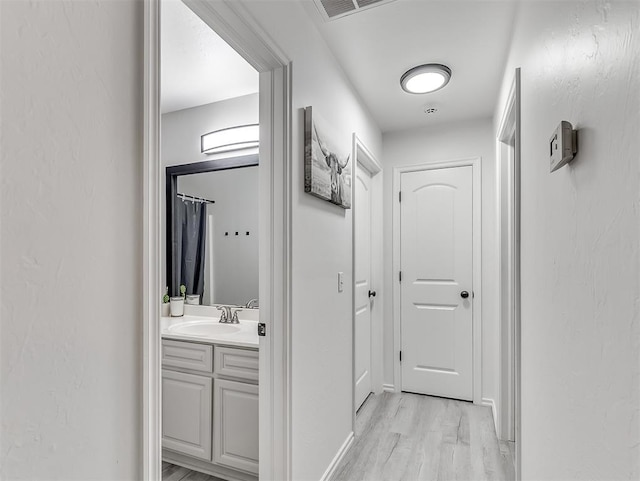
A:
<box><xmin>305</xmin><ymin>0</ymin><xmax>517</xmax><ymax>133</ymax></box>
<box><xmin>161</xmin><ymin>0</ymin><xmax>259</xmax><ymax>114</ymax></box>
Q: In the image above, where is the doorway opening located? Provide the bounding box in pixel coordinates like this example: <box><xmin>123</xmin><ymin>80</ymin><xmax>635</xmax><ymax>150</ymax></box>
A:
<box><xmin>143</xmin><ymin>1</ymin><xmax>292</xmax><ymax>480</ymax></box>
<box><xmin>160</xmin><ymin>4</ymin><xmax>260</xmax><ymax>478</ymax></box>
<box><xmin>497</xmin><ymin>68</ymin><xmax>521</xmax><ymax>480</ymax></box>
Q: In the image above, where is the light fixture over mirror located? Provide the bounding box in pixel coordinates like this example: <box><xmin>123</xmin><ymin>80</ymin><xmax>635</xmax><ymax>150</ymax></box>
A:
<box><xmin>201</xmin><ymin>123</ymin><xmax>259</xmax><ymax>154</ymax></box>
<box><xmin>400</xmin><ymin>63</ymin><xmax>451</xmax><ymax>94</ymax></box>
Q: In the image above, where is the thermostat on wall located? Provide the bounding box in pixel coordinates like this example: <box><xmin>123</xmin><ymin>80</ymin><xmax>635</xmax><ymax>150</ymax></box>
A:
<box><xmin>550</xmin><ymin>121</ymin><xmax>578</xmax><ymax>172</ymax></box>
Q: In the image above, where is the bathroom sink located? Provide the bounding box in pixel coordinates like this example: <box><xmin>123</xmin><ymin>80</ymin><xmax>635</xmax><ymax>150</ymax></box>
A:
<box><xmin>167</xmin><ymin>321</ymin><xmax>241</xmax><ymax>337</ymax></box>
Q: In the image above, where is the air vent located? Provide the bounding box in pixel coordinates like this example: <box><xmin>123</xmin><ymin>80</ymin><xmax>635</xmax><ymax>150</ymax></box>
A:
<box><xmin>318</xmin><ymin>0</ymin><xmax>356</xmax><ymax>18</ymax></box>
<box><xmin>356</xmin><ymin>0</ymin><xmax>385</xmax><ymax>7</ymax></box>
<box><xmin>314</xmin><ymin>0</ymin><xmax>397</xmax><ymax>21</ymax></box>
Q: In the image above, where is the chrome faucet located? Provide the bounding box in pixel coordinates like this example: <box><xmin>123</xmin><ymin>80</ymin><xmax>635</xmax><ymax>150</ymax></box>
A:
<box><xmin>217</xmin><ymin>305</ymin><xmax>242</xmax><ymax>324</ymax></box>
<box><xmin>245</xmin><ymin>298</ymin><xmax>259</xmax><ymax>309</ymax></box>
<box><xmin>217</xmin><ymin>305</ymin><xmax>230</xmax><ymax>323</ymax></box>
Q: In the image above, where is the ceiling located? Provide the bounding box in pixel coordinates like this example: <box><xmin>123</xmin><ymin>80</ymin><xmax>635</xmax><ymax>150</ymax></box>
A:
<box><xmin>161</xmin><ymin>0</ymin><xmax>259</xmax><ymax>114</ymax></box>
<box><xmin>304</xmin><ymin>0</ymin><xmax>517</xmax><ymax>133</ymax></box>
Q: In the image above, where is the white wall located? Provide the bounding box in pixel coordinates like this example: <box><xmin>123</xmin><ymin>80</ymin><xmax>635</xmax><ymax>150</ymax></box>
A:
<box><xmin>381</xmin><ymin>118</ymin><xmax>499</xmax><ymax>409</ymax></box>
<box><xmin>178</xmin><ymin>168</ymin><xmax>259</xmax><ymax>306</ymax></box>
<box><xmin>238</xmin><ymin>2</ymin><xmax>383</xmax><ymax>479</ymax></box>
<box><xmin>494</xmin><ymin>1</ymin><xmax>640</xmax><ymax>478</ymax></box>
<box><xmin>0</xmin><ymin>1</ymin><xmax>141</xmax><ymax>479</ymax></box>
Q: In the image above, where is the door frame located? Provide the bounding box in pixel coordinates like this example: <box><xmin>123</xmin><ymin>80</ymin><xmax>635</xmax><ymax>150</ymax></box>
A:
<box><xmin>142</xmin><ymin>1</ymin><xmax>293</xmax><ymax>479</ymax></box>
<box><xmin>392</xmin><ymin>158</ymin><xmax>482</xmax><ymax>404</ymax></box>
<box><xmin>351</xmin><ymin>134</ymin><xmax>383</xmax><ymax>430</ymax></box>
<box><xmin>497</xmin><ymin>68</ymin><xmax>521</xmax><ymax>480</ymax></box>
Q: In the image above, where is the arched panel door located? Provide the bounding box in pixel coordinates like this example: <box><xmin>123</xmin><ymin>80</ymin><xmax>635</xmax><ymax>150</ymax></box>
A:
<box><xmin>400</xmin><ymin>165</ymin><xmax>473</xmax><ymax>401</ymax></box>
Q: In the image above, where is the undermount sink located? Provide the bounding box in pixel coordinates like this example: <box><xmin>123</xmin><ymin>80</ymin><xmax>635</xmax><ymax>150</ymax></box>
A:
<box><xmin>167</xmin><ymin>321</ymin><xmax>241</xmax><ymax>337</ymax></box>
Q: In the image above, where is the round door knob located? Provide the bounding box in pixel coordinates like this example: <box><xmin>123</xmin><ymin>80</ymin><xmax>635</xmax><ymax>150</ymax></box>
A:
<box><xmin>460</xmin><ymin>291</ymin><xmax>469</xmax><ymax>299</ymax></box>
<box><xmin>368</xmin><ymin>290</ymin><xmax>377</xmax><ymax>298</ymax></box>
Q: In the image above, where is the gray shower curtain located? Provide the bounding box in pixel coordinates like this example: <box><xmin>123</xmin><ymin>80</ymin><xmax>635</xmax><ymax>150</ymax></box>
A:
<box><xmin>173</xmin><ymin>199</ymin><xmax>206</xmax><ymax>297</ymax></box>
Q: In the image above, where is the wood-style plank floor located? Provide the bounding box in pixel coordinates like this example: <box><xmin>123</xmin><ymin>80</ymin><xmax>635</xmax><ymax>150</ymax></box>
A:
<box><xmin>162</xmin><ymin>461</ymin><xmax>225</xmax><ymax>481</ymax></box>
<box><xmin>332</xmin><ymin>392</ymin><xmax>515</xmax><ymax>481</ymax></box>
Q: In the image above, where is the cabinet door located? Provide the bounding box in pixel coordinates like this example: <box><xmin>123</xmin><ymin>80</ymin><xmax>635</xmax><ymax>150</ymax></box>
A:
<box><xmin>162</xmin><ymin>370</ymin><xmax>212</xmax><ymax>461</ymax></box>
<box><xmin>213</xmin><ymin>379</ymin><xmax>259</xmax><ymax>474</ymax></box>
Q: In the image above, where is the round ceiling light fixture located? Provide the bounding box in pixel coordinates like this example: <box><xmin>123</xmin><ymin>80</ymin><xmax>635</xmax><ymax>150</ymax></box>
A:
<box><xmin>400</xmin><ymin>64</ymin><xmax>452</xmax><ymax>94</ymax></box>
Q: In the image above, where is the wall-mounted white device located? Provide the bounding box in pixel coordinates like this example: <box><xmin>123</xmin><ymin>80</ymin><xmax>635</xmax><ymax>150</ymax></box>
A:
<box><xmin>550</xmin><ymin>121</ymin><xmax>578</xmax><ymax>172</ymax></box>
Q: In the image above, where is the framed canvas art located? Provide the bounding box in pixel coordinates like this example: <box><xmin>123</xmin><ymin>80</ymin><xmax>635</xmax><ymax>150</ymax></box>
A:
<box><xmin>304</xmin><ymin>106</ymin><xmax>351</xmax><ymax>209</ymax></box>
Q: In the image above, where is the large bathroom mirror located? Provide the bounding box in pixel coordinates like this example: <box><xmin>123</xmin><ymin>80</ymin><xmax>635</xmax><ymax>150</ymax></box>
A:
<box><xmin>166</xmin><ymin>154</ymin><xmax>258</xmax><ymax>307</ymax></box>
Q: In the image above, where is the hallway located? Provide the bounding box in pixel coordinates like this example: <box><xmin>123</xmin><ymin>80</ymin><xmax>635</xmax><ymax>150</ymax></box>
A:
<box><xmin>333</xmin><ymin>392</ymin><xmax>513</xmax><ymax>481</ymax></box>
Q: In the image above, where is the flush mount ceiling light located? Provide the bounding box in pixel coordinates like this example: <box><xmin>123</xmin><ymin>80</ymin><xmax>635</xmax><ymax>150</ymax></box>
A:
<box><xmin>201</xmin><ymin>124</ymin><xmax>259</xmax><ymax>155</ymax></box>
<box><xmin>400</xmin><ymin>64</ymin><xmax>451</xmax><ymax>94</ymax></box>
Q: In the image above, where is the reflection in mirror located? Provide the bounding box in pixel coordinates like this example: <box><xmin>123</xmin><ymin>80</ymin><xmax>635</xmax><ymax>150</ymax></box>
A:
<box><xmin>166</xmin><ymin>155</ymin><xmax>258</xmax><ymax>307</ymax></box>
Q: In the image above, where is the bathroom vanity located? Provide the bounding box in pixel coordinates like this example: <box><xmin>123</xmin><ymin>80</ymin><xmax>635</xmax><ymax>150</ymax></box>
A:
<box><xmin>161</xmin><ymin>315</ymin><xmax>259</xmax><ymax>481</ymax></box>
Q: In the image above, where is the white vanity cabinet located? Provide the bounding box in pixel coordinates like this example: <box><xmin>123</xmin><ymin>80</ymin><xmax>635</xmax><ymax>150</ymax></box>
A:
<box><xmin>161</xmin><ymin>339</ymin><xmax>258</xmax><ymax>480</ymax></box>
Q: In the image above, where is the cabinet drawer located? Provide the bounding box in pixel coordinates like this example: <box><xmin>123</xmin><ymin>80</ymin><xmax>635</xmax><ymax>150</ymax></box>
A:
<box><xmin>214</xmin><ymin>347</ymin><xmax>259</xmax><ymax>381</ymax></box>
<box><xmin>162</xmin><ymin>340</ymin><xmax>213</xmax><ymax>373</ymax></box>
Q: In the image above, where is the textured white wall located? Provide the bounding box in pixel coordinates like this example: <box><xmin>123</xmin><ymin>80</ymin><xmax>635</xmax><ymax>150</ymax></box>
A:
<box><xmin>239</xmin><ymin>2</ymin><xmax>383</xmax><ymax>479</ymax></box>
<box><xmin>381</xmin><ymin>118</ymin><xmax>499</xmax><ymax>409</ymax></box>
<box><xmin>0</xmin><ymin>1</ymin><xmax>141</xmax><ymax>479</ymax></box>
<box><xmin>494</xmin><ymin>1</ymin><xmax>640</xmax><ymax>478</ymax></box>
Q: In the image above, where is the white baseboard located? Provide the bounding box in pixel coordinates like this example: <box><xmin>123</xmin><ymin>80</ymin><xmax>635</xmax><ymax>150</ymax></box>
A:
<box><xmin>382</xmin><ymin>383</ymin><xmax>396</xmax><ymax>393</ymax></box>
<box><xmin>481</xmin><ymin>397</ymin><xmax>498</xmax><ymax>433</ymax></box>
<box><xmin>319</xmin><ymin>431</ymin><xmax>354</xmax><ymax>481</ymax></box>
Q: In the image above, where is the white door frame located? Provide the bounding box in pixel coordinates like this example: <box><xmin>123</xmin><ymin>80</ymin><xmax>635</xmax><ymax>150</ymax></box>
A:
<box><xmin>143</xmin><ymin>1</ymin><xmax>293</xmax><ymax>480</ymax></box>
<box><xmin>497</xmin><ymin>68</ymin><xmax>521</xmax><ymax>480</ymax></box>
<box><xmin>392</xmin><ymin>158</ymin><xmax>483</xmax><ymax>404</ymax></box>
<box><xmin>351</xmin><ymin>134</ymin><xmax>383</xmax><ymax>430</ymax></box>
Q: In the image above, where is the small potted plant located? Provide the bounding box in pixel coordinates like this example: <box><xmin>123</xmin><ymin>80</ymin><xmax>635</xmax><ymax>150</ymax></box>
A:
<box><xmin>161</xmin><ymin>288</ymin><xmax>170</xmax><ymax>317</ymax></box>
<box><xmin>170</xmin><ymin>284</ymin><xmax>186</xmax><ymax>317</ymax></box>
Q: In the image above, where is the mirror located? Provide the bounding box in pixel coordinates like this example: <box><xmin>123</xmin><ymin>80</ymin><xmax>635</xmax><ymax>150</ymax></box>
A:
<box><xmin>166</xmin><ymin>154</ymin><xmax>258</xmax><ymax>307</ymax></box>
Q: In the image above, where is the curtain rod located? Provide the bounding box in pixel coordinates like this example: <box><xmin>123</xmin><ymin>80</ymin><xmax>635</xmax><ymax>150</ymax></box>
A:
<box><xmin>177</xmin><ymin>192</ymin><xmax>215</xmax><ymax>204</ymax></box>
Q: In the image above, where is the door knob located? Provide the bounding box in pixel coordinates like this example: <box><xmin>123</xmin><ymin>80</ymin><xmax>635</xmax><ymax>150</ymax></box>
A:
<box><xmin>368</xmin><ymin>290</ymin><xmax>376</xmax><ymax>298</ymax></box>
<box><xmin>460</xmin><ymin>291</ymin><xmax>469</xmax><ymax>299</ymax></box>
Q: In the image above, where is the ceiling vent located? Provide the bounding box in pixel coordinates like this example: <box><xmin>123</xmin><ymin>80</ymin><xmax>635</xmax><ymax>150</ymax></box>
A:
<box><xmin>313</xmin><ymin>0</ymin><xmax>397</xmax><ymax>21</ymax></box>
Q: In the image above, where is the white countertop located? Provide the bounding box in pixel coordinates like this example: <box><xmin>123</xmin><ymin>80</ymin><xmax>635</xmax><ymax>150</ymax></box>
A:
<box><xmin>161</xmin><ymin>315</ymin><xmax>259</xmax><ymax>348</ymax></box>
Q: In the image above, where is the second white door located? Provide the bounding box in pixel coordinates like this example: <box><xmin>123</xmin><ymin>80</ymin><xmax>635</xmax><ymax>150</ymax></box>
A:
<box><xmin>354</xmin><ymin>163</ymin><xmax>373</xmax><ymax>411</ymax></box>
<box><xmin>400</xmin><ymin>165</ymin><xmax>473</xmax><ymax>401</ymax></box>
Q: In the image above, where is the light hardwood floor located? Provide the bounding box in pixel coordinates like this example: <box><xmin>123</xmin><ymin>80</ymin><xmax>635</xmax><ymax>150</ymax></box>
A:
<box><xmin>332</xmin><ymin>392</ymin><xmax>515</xmax><ymax>481</ymax></box>
<box><xmin>162</xmin><ymin>462</ymin><xmax>225</xmax><ymax>481</ymax></box>
<box><xmin>162</xmin><ymin>393</ymin><xmax>514</xmax><ymax>481</ymax></box>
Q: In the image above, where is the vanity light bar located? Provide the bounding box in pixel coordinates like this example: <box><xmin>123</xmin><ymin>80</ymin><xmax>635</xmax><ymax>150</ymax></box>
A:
<box><xmin>201</xmin><ymin>124</ymin><xmax>259</xmax><ymax>155</ymax></box>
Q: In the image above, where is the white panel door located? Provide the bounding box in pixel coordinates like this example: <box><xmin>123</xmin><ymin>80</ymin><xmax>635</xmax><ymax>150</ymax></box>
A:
<box><xmin>400</xmin><ymin>166</ymin><xmax>473</xmax><ymax>401</ymax></box>
<box><xmin>354</xmin><ymin>163</ymin><xmax>373</xmax><ymax>411</ymax></box>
